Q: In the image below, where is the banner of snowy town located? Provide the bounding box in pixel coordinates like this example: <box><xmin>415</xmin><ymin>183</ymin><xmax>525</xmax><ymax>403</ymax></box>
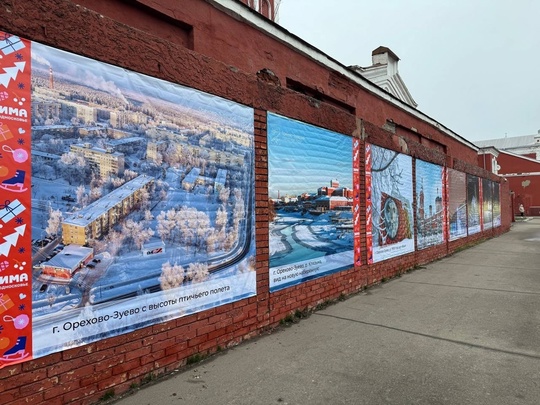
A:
<box><xmin>267</xmin><ymin>114</ymin><xmax>360</xmax><ymax>292</ymax></box>
<box><xmin>0</xmin><ymin>32</ymin><xmax>256</xmax><ymax>367</ymax></box>
<box><xmin>0</xmin><ymin>31</ymin><xmax>502</xmax><ymax>367</ymax></box>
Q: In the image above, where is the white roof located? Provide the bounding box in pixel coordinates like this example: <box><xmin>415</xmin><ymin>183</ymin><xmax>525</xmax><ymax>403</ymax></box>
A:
<box><xmin>43</xmin><ymin>245</ymin><xmax>93</xmax><ymax>270</ymax></box>
<box><xmin>63</xmin><ymin>175</ymin><xmax>153</xmax><ymax>227</ymax></box>
<box><xmin>475</xmin><ymin>134</ymin><xmax>539</xmax><ymax>149</ymax></box>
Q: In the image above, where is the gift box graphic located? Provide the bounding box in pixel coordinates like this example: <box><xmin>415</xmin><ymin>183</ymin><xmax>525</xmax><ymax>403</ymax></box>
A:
<box><xmin>0</xmin><ymin>199</ymin><xmax>25</xmax><ymax>223</ymax></box>
<box><xmin>0</xmin><ymin>293</ymin><xmax>14</xmax><ymax>315</ymax></box>
<box><xmin>0</xmin><ymin>123</ymin><xmax>13</xmax><ymax>143</ymax></box>
<box><xmin>0</xmin><ymin>34</ymin><xmax>25</xmax><ymax>55</ymax></box>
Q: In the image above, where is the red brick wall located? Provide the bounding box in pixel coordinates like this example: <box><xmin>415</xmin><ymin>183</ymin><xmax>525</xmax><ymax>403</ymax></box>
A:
<box><xmin>0</xmin><ymin>1</ymin><xmax>511</xmax><ymax>404</ymax></box>
<box><xmin>493</xmin><ymin>152</ymin><xmax>540</xmax><ymax>214</ymax></box>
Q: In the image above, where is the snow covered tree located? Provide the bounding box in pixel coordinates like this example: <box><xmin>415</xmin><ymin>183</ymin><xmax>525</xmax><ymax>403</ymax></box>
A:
<box><xmin>232</xmin><ymin>195</ymin><xmax>245</xmax><ymax>228</ymax></box>
<box><xmin>187</xmin><ymin>262</ymin><xmax>209</xmax><ymax>283</ymax></box>
<box><xmin>223</xmin><ymin>229</ymin><xmax>238</xmax><ymax>251</ymax></box>
<box><xmin>206</xmin><ymin>228</ymin><xmax>218</xmax><ymax>253</ymax></box>
<box><xmin>57</xmin><ymin>152</ymin><xmax>89</xmax><ymax>184</ymax></box>
<box><xmin>133</xmin><ymin>227</ymin><xmax>155</xmax><ymax>250</ymax></box>
<box><xmin>124</xmin><ymin>169</ymin><xmax>138</xmax><ymax>181</ymax></box>
<box><xmin>106</xmin><ymin>230</ymin><xmax>125</xmax><ymax>256</ymax></box>
<box><xmin>175</xmin><ymin>207</ymin><xmax>196</xmax><ymax>248</ymax></box>
<box><xmin>144</xmin><ymin>209</ymin><xmax>154</xmax><ymax>222</ymax></box>
<box><xmin>45</xmin><ymin>209</ymin><xmax>63</xmax><ymax>237</ymax></box>
<box><xmin>89</xmin><ymin>187</ymin><xmax>102</xmax><ymax>203</ymax></box>
<box><xmin>76</xmin><ymin>185</ymin><xmax>88</xmax><ymax>207</ymax></box>
<box><xmin>215</xmin><ymin>205</ymin><xmax>228</xmax><ymax>232</ymax></box>
<box><xmin>218</xmin><ymin>187</ymin><xmax>230</xmax><ymax>204</ymax></box>
<box><xmin>121</xmin><ymin>219</ymin><xmax>144</xmax><ymax>249</ymax></box>
<box><xmin>156</xmin><ymin>209</ymin><xmax>177</xmax><ymax>243</ymax></box>
<box><xmin>193</xmin><ymin>211</ymin><xmax>211</xmax><ymax>251</ymax></box>
<box><xmin>159</xmin><ymin>261</ymin><xmax>185</xmax><ymax>290</ymax></box>
<box><xmin>137</xmin><ymin>188</ymin><xmax>150</xmax><ymax>211</ymax></box>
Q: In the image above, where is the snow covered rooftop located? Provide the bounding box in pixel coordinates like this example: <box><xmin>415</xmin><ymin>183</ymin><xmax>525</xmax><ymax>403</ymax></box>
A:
<box><xmin>32</xmin><ymin>150</ymin><xmax>61</xmax><ymax>160</ymax></box>
<box><xmin>183</xmin><ymin>168</ymin><xmax>201</xmax><ymax>184</ymax></box>
<box><xmin>72</xmin><ymin>143</ymin><xmax>124</xmax><ymax>157</ymax></box>
<box><xmin>475</xmin><ymin>134</ymin><xmax>538</xmax><ymax>149</ymax></box>
<box><xmin>63</xmin><ymin>174</ymin><xmax>154</xmax><ymax>227</ymax></box>
<box><xmin>106</xmin><ymin>137</ymin><xmax>145</xmax><ymax>146</ymax></box>
<box><xmin>43</xmin><ymin>245</ymin><xmax>93</xmax><ymax>271</ymax></box>
<box><xmin>317</xmin><ymin>196</ymin><xmax>350</xmax><ymax>201</ymax></box>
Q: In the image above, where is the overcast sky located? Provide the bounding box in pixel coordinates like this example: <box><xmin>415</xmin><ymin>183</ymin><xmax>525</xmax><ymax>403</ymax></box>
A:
<box><xmin>277</xmin><ymin>0</ymin><xmax>540</xmax><ymax>142</ymax></box>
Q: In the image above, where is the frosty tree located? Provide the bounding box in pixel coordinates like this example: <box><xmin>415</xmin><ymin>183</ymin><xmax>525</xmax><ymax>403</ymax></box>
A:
<box><xmin>144</xmin><ymin>209</ymin><xmax>154</xmax><ymax>222</ymax></box>
<box><xmin>76</xmin><ymin>185</ymin><xmax>88</xmax><ymax>207</ymax></box>
<box><xmin>58</xmin><ymin>152</ymin><xmax>89</xmax><ymax>184</ymax></box>
<box><xmin>45</xmin><ymin>209</ymin><xmax>63</xmax><ymax>237</ymax></box>
<box><xmin>159</xmin><ymin>261</ymin><xmax>185</xmax><ymax>290</ymax></box>
<box><xmin>188</xmin><ymin>262</ymin><xmax>209</xmax><ymax>283</ymax></box>
<box><xmin>219</xmin><ymin>187</ymin><xmax>230</xmax><ymax>204</ymax></box>
<box><xmin>124</xmin><ymin>169</ymin><xmax>138</xmax><ymax>181</ymax></box>
<box><xmin>215</xmin><ymin>205</ymin><xmax>228</xmax><ymax>232</ymax></box>
<box><xmin>89</xmin><ymin>187</ymin><xmax>102</xmax><ymax>203</ymax></box>
<box><xmin>106</xmin><ymin>230</ymin><xmax>125</xmax><ymax>256</ymax></box>
<box><xmin>156</xmin><ymin>209</ymin><xmax>177</xmax><ymax>243</ymax></box>
<box><xmin>133</xmin><ymin>227</ymin><xmax>155</xmax><ymax>250</ymax></box>
<box><xmin>232</xmin><ymin>195</ymin><xmax>245</xmax><ymax>229</ymax></box>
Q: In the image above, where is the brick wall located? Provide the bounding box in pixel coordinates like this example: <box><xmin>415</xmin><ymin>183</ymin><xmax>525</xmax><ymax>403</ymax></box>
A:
<box><xmin>0</xmin><ymin>1</ymin><xmax>512</xmax><ymax>404</ymax></box>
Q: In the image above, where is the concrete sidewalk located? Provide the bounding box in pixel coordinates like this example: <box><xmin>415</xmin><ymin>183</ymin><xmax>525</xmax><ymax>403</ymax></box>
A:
<box><xmin>111</xmin><ymin>220</ymin><xmax>540</xmax><ymax>405</ymax></box>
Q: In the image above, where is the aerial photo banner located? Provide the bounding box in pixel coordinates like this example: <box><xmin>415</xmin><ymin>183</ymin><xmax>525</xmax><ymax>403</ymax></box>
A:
<box><xmin>366</xmin><ymin>144</ymin><xmax>414</xmax><ymax>264</ymax></box>
<box><xmin>447</xmin><ymin>169</ymin><xmax>467</xmax><ymax>241</ymax></box>
<box><xmin>268</xmin><ymin>113</ymin><xmax>357</xmax><ymax>292</ymax></box>
<box><xmin>0</xmin><ymin>31</ymin><xmax>256</xmax><ymax>367</ymax></box>
<box><xmin>415</xmin><ymin>159</ymin><xmax>445</xmax><ymax>250</ymax></box>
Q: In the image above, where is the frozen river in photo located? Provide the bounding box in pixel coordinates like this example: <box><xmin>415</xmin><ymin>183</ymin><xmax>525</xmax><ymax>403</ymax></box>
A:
<box><xmin>270</xmin><ymin>212</ymin><xmax>353</xmax><ymax>268</ymax></box>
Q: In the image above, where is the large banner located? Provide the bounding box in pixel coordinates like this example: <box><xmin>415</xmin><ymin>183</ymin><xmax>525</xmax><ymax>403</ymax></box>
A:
<box><xmin>482</xmin><ymin>178</ymin><xmax>493</xmax><ymax>230</ymax></box>
<box><xmin>0</xmin><ymin>32</ymin><xmax>256</xmax><ymax>367</ymax></box>
<box><xmin>366</xmin><ymin>144</ymin><xmax>414</xmax><ymax>263</ymax></box>
<box><xmin>447</xmin><ymin>169</ymin><xmax>467</xmax><ymax>241</ymax></box>
<box><xmin>268</xmin><ymin>113</ymin><xmax>356</xmax><ymax>292</ymax></box>
<box><xmin>493</xmin><ymin>182</ymin><xmax>501</xmax><ymax>227</ymax></box>
<box><xmin>467</xmin><ymin>174</ymin><xmax>481</xmax><ymax>235</ymax></box>
<box><xmin>415</xmin><ymin>159</ymin><xmax>445</xmax><ymax>249</ymax></box>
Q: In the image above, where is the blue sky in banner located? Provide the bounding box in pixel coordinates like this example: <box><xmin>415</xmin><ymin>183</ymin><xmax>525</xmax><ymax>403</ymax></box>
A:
<box><xmin>416</xmin><ymin>160</ymin><xmax>443</xmax><ymax>213</ymax></box>
<box><xmin>31</xmin><ymin>43</ymin><xmax>253</xmax><ymax>131</ymax></box>
<box><xmin>267</xmin><ymin>113</ymin><xmax>352</xmax><ymax>199</ymax></box>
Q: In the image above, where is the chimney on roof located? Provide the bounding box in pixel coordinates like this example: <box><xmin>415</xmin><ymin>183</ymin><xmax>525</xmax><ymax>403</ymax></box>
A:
<box><xmin>371</xmin><ymin>46</ymin><xmax>400</xmax><ymax>75</ymax></box>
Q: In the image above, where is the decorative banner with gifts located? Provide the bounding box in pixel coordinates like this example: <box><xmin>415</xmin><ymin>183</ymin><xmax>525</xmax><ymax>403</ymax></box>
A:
<box><xmin>0</xmin><ymin>122</ymin><xmax>14</xmax><ymax>143</ymax></box>
<box><xmin>0</xmin><ymin>199</ymin><xmax>26</xmax><ymax>223</ymax></box>
<box><xmin>0</xmin><ymin>31</ymin><xmax>32</xmax><ymax>369</ymax></box>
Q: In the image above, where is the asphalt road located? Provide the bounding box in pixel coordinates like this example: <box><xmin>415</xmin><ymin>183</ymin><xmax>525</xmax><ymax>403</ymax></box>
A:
<box><xmin>111</xmin><ymin>219</ymin><xmax>540</xmax><ymax>405</ymax></box>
